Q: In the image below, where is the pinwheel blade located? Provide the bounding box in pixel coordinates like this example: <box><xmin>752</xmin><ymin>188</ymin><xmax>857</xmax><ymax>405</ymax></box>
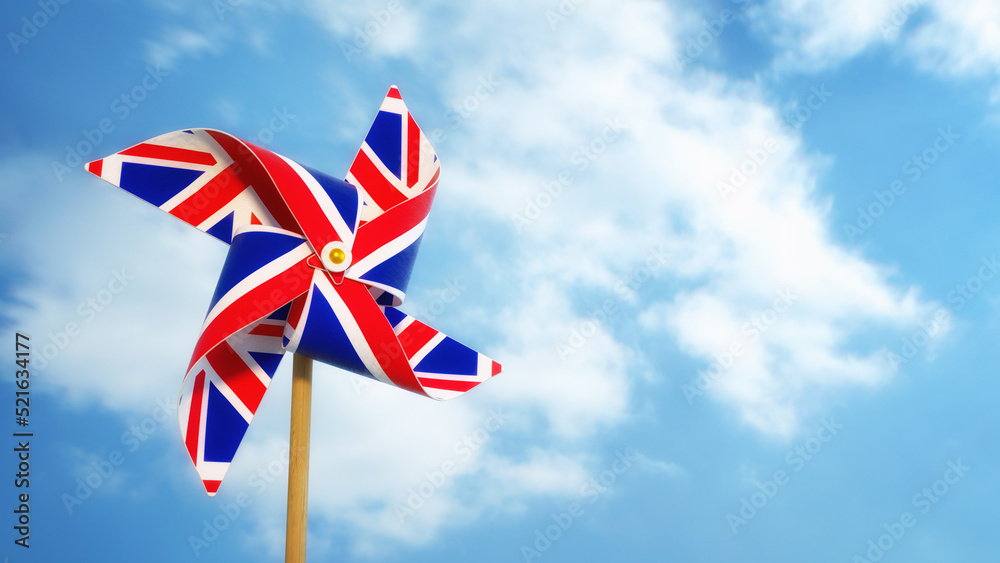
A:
<box><xmin>178</xmin><ymin>311</ymin><xmax>291</xmax><ymax>495</ymax></box>
<box><xmin>179</xmin><ymin>225</ymin><xmax>313</xmax><ymax>494</ymax></box>
<box><xmin>285</xmin><ymin>270</ymin><xmax>501</xmax><ymax>400</ymax></box>
<box><xmin>85</xmin><ymin>129</ymin><xmax>302</xmax><ymax>243</ymax></box>
<box><xmin>347</xmin><ymin>86</ymin><xmax>440</xmax><ymax>229</ymax></box>
<box><xmin>383</xmin><ymin>307</ymin><xmax>502</xmax><ymax>400</ymax></box>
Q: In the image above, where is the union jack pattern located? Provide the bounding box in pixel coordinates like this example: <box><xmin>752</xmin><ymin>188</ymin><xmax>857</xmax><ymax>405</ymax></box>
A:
<box><xmin>347</xmin><ymin>86</ymin><xmax>440</xmax><ymax>226</ymax></box>
<box><xmin>85</xmin><ymin>128</ymin><xmax>293</xmax><ymax>243</ymax></box>
<box><xmin>86</xmin><ymin>86</ymin><xmax>501</xmax><ymax>495</ymax></box>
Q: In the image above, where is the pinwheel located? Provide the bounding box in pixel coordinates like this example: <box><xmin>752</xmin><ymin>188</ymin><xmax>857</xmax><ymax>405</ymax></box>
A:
<box><xmin>85</xmin><ymin>87</ymin><xmax>501</xmax><ymax>509</ymax></box>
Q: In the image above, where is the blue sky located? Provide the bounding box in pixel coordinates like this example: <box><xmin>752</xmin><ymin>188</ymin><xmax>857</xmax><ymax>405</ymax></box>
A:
<box><xmin>3</xmin><ymin>0</ymin><xmax>1000</xmax><ymax>561</ymax></box>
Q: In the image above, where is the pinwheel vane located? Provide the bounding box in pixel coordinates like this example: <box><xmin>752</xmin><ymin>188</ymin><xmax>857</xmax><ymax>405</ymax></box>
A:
<box><xmin>86</xmin><ymin>86</ymin><xmax>501</xmax><ymax>561</ymax></box>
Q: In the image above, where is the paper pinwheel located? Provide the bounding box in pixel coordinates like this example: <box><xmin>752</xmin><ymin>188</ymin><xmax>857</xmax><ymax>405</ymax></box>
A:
<box><xmin>86</xmin><ymin>87</ymin><xmax>501</xmax><ymax>495</ymax></box>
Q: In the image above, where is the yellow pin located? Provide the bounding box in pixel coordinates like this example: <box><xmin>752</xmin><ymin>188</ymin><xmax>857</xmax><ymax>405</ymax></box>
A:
<box><xmin>328</xmin><ymin>247</ymin><xmax>346</xmax><ymax>265</ymax></box>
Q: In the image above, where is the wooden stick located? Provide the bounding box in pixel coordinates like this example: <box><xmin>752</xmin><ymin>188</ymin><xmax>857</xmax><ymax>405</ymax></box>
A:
<box><xmin>285</xmin><ymin>354</ymin><xmax>313</xmax><ymax>563</ymax></box>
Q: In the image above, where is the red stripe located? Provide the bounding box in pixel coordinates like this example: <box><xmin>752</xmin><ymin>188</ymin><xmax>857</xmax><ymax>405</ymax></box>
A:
<box><xmin>352</xmin><ymin>183</ymin><xmax>436</xmax><ymax>264</ymax></box>
<box><xmin>491</xmin><ymin>360</ymin><xmax>502</xmax><ymax>376</ymax></box>
<box><xmin>397</xmin><ymin>320</ymin><xmax>438</xmax><ymax>359</ymax></box>
<box><xmin>387</xmin><ymin>87</ymin><xmax>401</xmax><ymax>99</ymax></box>
<box><xmin>286</xmin><ymin>292</ymin><xmax>308</xmax><ymax>331</ymax></box>
<box><xmin>249</xmin><ymin>322</ymin><xmax>285</xmax><ymax>337</ymax></box>
<box><xmin>406</xmin><ymin>114</ymin><xmax>420</xmax><ymax>189</ymax></box>
<box><xmin>417</xmin><ymin>377</ymin><xmax>480</xmax><ymax>393</ymax></box>
<box><xmin>333</xmin><ymin>280</ymin><xmax>424</xmax><ymax>395</ymax></box>
<box><xmin>206</xmin><ymin>131</ymin><xmax>299</xmax><ymax>233</ymax></box>
<box><xmin>87</xmin><ymin>159</ymin><xmax>103</xmax><ymax>177</ymax></box>
<box><xmin>167</xmin><ymin>162</ymin><xmax>250</xmax><ymax>226</ymax></box>
<box><xmin>203</xmin><ymin>480</ymin><xmax>221</xmax><ymax>494</ymax></box>
<box><xmin>120</xmin><ymin>143</ymin><xmax>217</xmax><ymax>166</ymax></box>
<box><xmin>206</xmin><ymin>342</ymin><xmax>267</xmax><ymax>413</ymax></box>
<box><xmin>185</xmin><ymin>370</ymin><xmax>206</xmax><ymax>463</ymax></box>
<box><xmin>187</xmin><ymin>255</ymin><xmax>312</xmax><ymax>372</ymax></box>
<box><xmin>248</xmin><ymin>143</ymin><xmax>345</xmax><ymax>251</ymax></box>
<box><xmin>350</xmin><ymin>150</ymin><xmax>407</xmax><ymax>212</ymax></box>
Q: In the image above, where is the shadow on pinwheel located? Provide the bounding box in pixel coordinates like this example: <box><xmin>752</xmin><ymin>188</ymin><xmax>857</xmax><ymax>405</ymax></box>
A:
<box><xmin>84</xmin><ymin>86</ymin><xmax>502</xmax><ymax>498</ymax></box>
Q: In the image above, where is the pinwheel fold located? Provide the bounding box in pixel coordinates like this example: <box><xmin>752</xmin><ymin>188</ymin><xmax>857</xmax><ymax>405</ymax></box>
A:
<box><xmin>85</xmin><ymin>87</ymin><xmax>501</xmax><ymax>495</ymax></box>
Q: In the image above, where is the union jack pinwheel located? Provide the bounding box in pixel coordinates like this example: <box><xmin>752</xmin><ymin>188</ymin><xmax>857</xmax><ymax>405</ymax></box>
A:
<box><xmin>85</xmin><ymin>86</ymin><xmax>502</xmax><ymax>495</ymax></box>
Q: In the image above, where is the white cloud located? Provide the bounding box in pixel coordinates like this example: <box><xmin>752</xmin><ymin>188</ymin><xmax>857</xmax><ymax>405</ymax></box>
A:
<box><xmin>212</xmin><ymin>98</ymin><xmax>244</xmax><ymax>125</ymax></box>
<box><xmin>422</xmin><ymin>0</ymin><xmax>959</xmax><ymax>432</ymax></box>
<box><xmin>139</xmin><ymin>0</ymin><xmax>277</xmax><ymax>69</ymax></box>
<box><xmin>398</xmin><ymin>0</ymin><xmax>943</xmax><ymax>441</ymax></box>
<box><xmin>754</xmin><ymin>0</ymin><xmax>902</xmax><ymax>70</ymax></box>
<box><xmin>297</xmin><ymin>0</ymin><xmax>421</xmax><ymax>60</ymax></box>
<box><xmin>757</xmin><ymin>0</ymin><xmax>1000</xmax><ymax>89</ymax></box>
<box><xmin>633</xmin><ymin>452</ymin><xmax>685</xmax><ymax>477</ymax></box>
<box><xmin>487</xmin><ymin>279</ymin><xmax>634</xmax><ymax>439</ymax></box>
<box><xmin>905</xmin><ymin>0</ymin><xmax>1000</xmax><ymax>78</ymax></box>
<box><xmin>145</xmin><ymin>27</ymin><xmax>221</xmax><ymax>68</ymax></box>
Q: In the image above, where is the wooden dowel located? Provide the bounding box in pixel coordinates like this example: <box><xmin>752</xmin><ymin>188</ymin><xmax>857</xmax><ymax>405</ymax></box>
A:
<box><xmin>285</xmin><ymin>354</ymin><xmax>313</xmax><ymax>563</ymax></box>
